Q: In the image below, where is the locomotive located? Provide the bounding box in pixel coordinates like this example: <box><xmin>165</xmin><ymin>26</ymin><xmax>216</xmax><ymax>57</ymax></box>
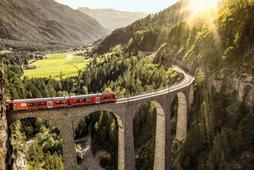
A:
<box><xmin>6</xmin><ymin>92</ymin><xmax>117</xmax><ymax>112</ymax></box>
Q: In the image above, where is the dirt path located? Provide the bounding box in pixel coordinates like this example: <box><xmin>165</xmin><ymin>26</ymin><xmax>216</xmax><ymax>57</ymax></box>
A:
<box><xmin>79</xmin><ymin>134</ymin><xmax>105</xmax><ymax>170</ymax></box>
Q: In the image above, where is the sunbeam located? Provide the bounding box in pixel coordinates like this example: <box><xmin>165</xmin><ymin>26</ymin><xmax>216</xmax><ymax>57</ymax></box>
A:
<box><xmin>188</xmin><ymin>0</ymin><xmax>221</xmax><ymax>17</ymax></box>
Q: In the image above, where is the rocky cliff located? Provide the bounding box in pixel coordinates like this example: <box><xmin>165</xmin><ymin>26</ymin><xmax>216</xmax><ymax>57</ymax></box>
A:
<box><xmin>0</xmin><ymin>57</ymin><xmax>8</xmax><ymax>170</ymax></box>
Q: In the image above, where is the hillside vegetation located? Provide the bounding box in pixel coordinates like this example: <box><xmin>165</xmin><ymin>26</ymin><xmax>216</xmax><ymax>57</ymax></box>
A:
<box><xmin>94</xmin><ymin>1</ymin><xmax>190</xmax><ymax>54</ymax></box>
<box><xmin>10</xmin><ymin>118</ymin><xmax>63</xmax><ymax>170</ymax></box>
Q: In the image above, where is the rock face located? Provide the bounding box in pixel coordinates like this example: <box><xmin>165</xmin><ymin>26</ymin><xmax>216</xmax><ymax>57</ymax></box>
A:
<box><xmin>0</xmin><ymin>114</ymin><xmax>8</xmax><ymax>170</ymax></box>
<box><xmin>78</xmin><ymin>7</ymin><xmax>147</xmax><ymax>32</ymax></box>
<box><xmin>0</xmin><ymin>0</ymin><xmax>107</xmax><ymax>49</ymax></box>
<box><xmin>212</xmin><ymin>72</ymin><xmax>254</xmax><ymax>109</ymax></box>
<box><xmin>9</xmin><ymin>122</ymin><xmax>27</xmax><ymax>170</ymax></box>
<box><xmin>12</xmin><ymin>150</ymin><xmax>27</xmax><ymax>170</ymax></box>
<box><xmin>0</xmin><ymin>57</ymin><xmax>8</xmax><ymax>170</ymax></box>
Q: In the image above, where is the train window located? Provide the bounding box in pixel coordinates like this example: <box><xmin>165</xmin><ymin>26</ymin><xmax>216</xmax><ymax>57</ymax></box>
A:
<box><xmin>77</xmin><ymin>99</ymin><xmax>84</xmax><ymax>103</ymax></box>
<box><xmin>35</xmin><ymin>102</ymin><xmax>47</xmax><ymax>106</ymax></box>
<box><xmin>27</xmin><ymin>102</ymin><xmax>35</xmax><ymax>106</ymax></box>
<box><xmin>75</xmin><ymin>98</ymin><xmax>91</xmax><ymax>103</ymax></box>
<box><xmin>21</xmin><ymin>103</ymin><xmax>27</xmax><ymax>107</ymax></box>
<box><xmin>55</xmin><ymin>100</ymin><xmax>66</xmax><ymax>105</ymax></box>
<box><xmin>103</xmin><ymin>95</ymin><xmax>111</xmax><ymax>99</ymax></box>
<box><xmin>85</xmin><ymin>98</ymin><xmax>91</xmax><ymax>102</ymax></box>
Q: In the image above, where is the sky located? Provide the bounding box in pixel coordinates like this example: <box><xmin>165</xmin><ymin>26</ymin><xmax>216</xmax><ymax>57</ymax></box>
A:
<box><xmin>55</xmin><ymin>0</ymin><xmax>177</xmax><ymax>13</ymax></box>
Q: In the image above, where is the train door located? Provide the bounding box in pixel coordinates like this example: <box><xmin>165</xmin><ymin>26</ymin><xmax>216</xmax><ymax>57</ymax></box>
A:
<box><xmin>6</xmin><ymin>102</ymin><xmax>13</xmax><ymax>112</ymax></box>
<box><xmin>95</xmin><ymin>97</ymin><xmax>100</xmax><ymax>104</ymax></box>
<box><xmin>47</xmin><ymin>101</ymin><xmax>53</xmax><ymax>109</ymax></box>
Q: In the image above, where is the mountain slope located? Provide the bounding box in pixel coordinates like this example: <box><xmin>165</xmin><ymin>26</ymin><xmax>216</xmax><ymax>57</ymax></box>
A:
<box><xmin>78</xmin><ymin>7</ymin><xmax>147</xmax><ymax>32</ymax></box>
<box><xmin>93</xmin><ymin>0</ymin><xmax>254</xmax><ymax>169</ymax></box>
<box><xmin>0</xmin><ymin>0</ymin><xmax>107</xmax><ymax>50</ymax></box>
<box><xmin>94</xmin><ymin>1</ymin><xmax>190</xmax><ymax>54</ymax></box>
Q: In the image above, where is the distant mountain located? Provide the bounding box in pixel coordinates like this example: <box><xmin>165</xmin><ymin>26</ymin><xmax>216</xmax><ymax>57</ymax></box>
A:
<box><xmin>78</xmin><ymin>7</ymin><xmax>148</xmax><ymax>32</ymax></box>
<box><xmin>94</xmin><ymin>2</ymin><xmax>189</xmax><ymax>54</ymax></box>
<box><xmin>0</xmin><ymin>0</ymin><xmax>107</xmax><ymax>50</ymax></box>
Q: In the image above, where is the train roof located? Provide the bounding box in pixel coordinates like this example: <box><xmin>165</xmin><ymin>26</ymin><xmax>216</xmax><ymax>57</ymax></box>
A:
<box><xmin>70</xmin><ymin>93</ymin><xmax>101</xmax><ymax>99</ymax></box>
<box><xmin>13</xmin><ymin>97</ymin><xmax>69</xmax><ymax>102</ymax></box>
<box><xmin>11</xmin><ymin>92</ymin><xmax>116</xmax><ymax>102</ymax></box>
<box><xmin>13</xmin><ymin>98</ymin><xmax>53</xmax><ymax>102</ymax></box>
<box><xmin>70</xmin><ymin>93</ymin><xmax>115</xmax><ymax>99</ymax></box>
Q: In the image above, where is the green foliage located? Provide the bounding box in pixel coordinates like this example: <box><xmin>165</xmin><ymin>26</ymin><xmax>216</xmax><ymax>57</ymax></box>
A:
<box><xmin>179</xmin><ymin>83</ymin><xmax>254</xmax><ymax>170</ymax></box>
<box><xmin>127</xmin><ymin>28</ymin><xmax>160</xmax><ymax>52</ymax></box>
<box><xmin>94</xmin><ymin>1</ymin><xmax>187</xmax><ymax>54</ymax></box>
<box><xmin>75</xmin><ymin>111</ymin><xmax>118</xmax><ymax>170</ymax></box>
<box><xmin>10</xmin><ymin>118</ymin><xmax>63</xmax><ymax>170</ymax></box>
<box><xmin>80</xmin><ymin>46</ymin><xmax>183</xmax><ymax>97</ymax></box>
<box><xmin>133</xmin><ymin>103</ymin><xmax>156</xmax><ymax>170</ymax></box>
<box><xmin>76</xmin><ymin>144</ymin><xmax>84</xmax><ymax>164</ymax></box>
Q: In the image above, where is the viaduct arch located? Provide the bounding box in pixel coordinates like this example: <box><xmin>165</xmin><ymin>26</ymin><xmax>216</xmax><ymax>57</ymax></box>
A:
<box><xmin>7</xmin><ymin>66</ymin><xmax>195</xmax><ymax>170</ymax></box>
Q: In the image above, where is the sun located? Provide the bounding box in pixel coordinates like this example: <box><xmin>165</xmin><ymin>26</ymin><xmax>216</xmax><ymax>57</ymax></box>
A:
<box><xmin>187</xmin><ymin>0</ymin><xmax>220</xmax><ymax>16</ymax></box>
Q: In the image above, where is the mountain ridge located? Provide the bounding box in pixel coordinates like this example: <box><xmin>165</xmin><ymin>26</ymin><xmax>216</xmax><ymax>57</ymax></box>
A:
<box><xmin>78</xmin><ymin>7</ymin><xmax>148</xmax><ymax>32</ymax></box>
<box><xmin>0</xmin><ymin>0</ymin><xmax>107</xmax><ymax>50</ymax></box>
<box><xmin>93</xmin><ymin>1</ymin><xmax>190</xmax><ymax>54</ymax></box>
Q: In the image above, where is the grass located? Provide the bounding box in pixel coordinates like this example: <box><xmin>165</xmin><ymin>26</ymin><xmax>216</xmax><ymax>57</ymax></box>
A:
<box><xmin>24</xmin><ymin>52</ymin><xmax>91</xmax><ymax>79</ymax></box>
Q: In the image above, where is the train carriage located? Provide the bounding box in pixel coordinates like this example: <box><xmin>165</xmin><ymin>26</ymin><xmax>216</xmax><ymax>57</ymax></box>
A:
<box><xmin>12</xmin><ymin>98</ymin><xmax>52</xmax><ymax>111</ymax></box>
<box><xmin>6</xmin><ymin>92</ymin><xmax>117</xmax><ymax>112</ymax></box>
<box><xmin>100</xmin><ymin>92</ymin><xmax>117</xmax><ymax>103</ymax></box>
<box><xmin>69</xmin><ymin>94</ymin><xmax>99</xmax><ymax>106</ymax></box>
<box><xmin>52</xmin><ymin>97</ymin><xmax>69</xmax><ymax>108</ymax></box>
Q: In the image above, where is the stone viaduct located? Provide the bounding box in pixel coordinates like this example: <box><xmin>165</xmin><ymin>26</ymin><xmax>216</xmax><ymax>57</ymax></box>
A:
<box><xmin>7</xmin><ymin>66</ymin><xmax>195</xmax><ymax>170</ymax></box>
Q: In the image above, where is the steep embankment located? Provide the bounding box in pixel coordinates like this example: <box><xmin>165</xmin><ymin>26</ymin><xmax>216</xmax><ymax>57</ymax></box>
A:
<box><xmin>0</xmin><ymin>113</ymin><xmax>8</xmax><ymax>170</ymax></box>
<box><xmin>0</xmin><ymin>0</ymin><xmax>107</xmax><ymax>50</ymax></box>
<box><xmin>78</xmin><ymin>7</ymin><xmax>147</xmax><ymax>32</ymax></box>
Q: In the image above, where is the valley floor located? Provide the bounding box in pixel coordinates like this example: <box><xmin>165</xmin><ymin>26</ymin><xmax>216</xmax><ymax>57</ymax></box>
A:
<box><xmin>24</xmin><ymin>52</ymin><xmax>91</xmax><ymax>79</ymax></box>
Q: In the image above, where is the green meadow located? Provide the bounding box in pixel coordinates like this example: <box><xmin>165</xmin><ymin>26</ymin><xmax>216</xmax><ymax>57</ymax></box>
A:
<box><xmin>24</xmin><ymin>52</ymin><xmax>90</xmax><ymax>79</ymax></box>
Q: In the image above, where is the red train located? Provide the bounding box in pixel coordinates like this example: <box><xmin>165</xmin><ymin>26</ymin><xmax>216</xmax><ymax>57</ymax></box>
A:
<box><xmin>6</xmin><ymin>92</ymin><xmax>117</xmax><ymax>112</ymax></box>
